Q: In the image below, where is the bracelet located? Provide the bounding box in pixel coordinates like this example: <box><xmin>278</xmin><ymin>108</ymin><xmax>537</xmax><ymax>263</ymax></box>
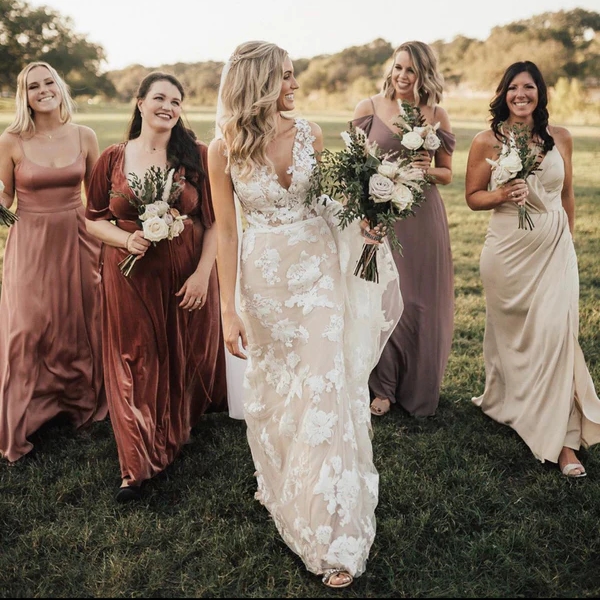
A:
<box><xmin>126</xmin><ymin>232</ymin><xmax>133</xmax><ymax>250</ymax></box>
<box><xmin>362</xmin><ymin>229</ymin><xmax>383</xmax><ymax>242</ymax></box>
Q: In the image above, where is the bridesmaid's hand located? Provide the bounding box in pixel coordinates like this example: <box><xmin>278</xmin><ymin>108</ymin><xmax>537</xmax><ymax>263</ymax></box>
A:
<box><xmin>126</xmin><ymin>230</ymin><xmax>151</xmax><ymax>256</ymax></box>
<box><xmin>222</xmin><ymin>311</ymin><xmax>248</xmax><ymax>359</ymax></box>
<box><xmin>501</xmin><ymin>178</ymin><xmax>529</xmax><ymax>205</ymax></box>
<box><xmin>411</xmin><ymin>150</ymin><xmax>431</xmax><ymax>172</ymax></box>
<box><xmin>176</xmin><ymin>271</ymin><xmax>210</xmax><ymax>311</ymax></box>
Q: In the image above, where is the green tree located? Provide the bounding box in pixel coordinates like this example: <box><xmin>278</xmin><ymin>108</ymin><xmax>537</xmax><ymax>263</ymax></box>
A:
<box><xmin>0</xmin><ymin>0</ymin><xmax>115</xmax><ymax>97</ymax></box>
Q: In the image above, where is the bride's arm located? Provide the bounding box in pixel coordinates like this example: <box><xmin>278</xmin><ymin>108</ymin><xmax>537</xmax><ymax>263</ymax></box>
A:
<box><xmin>207</xmin><ymin>138</ymin><xmax>247</xmax><ymax>359</ymax></box>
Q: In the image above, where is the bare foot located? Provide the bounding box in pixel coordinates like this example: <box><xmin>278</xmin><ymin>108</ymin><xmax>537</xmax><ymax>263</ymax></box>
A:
<box><xmin>370</xmin><ymin>397</ymin><xmax>391</xmax><ymax>416</ymax></box>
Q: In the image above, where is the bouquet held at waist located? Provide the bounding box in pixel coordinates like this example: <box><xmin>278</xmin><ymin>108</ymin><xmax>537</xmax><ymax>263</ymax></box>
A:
<box><xmin>485</xmin><ymin>122</ymin><xmax>543</xmax><ymax>231</ymax></box>
<box><xmin>111</xmin><ymin>166</ymin><xmax>187</xmax><ymax>276</ymax></box>
<box><xmin>311</xmin><ymin>123</ymin><xmax>428</xmax><ymax>283</ymax></box>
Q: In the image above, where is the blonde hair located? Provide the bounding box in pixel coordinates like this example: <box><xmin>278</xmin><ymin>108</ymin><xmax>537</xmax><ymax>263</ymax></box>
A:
<box><xmin>219</xmin><ymin>40</ymin><xmax>289</xmax><ymax>180</ymax></box>
<box><xmin>381</xmin><ymin>41</ymin><xmax>444</xmax><ymax>107</ymax></box>
<box><xmin>7</xmin><ymin>62</ymin><xmax>75</xmax><ymax>136</ymax></box>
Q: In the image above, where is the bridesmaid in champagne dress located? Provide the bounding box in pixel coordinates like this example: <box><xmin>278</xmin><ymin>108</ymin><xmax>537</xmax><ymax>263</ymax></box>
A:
<box><xmin>0</xmin><ymin>62</ymin><xmax>106</xmax><ymax>463</ymax></box>
<box><xmin>85</xmin><ymin>72</ymin><xmax>227</xmax><ymax>502</ymax></box>
<box><xmin>352</xmin><ymin>41</ymin><xmax>455</xmax><ymax>417</ymax></box>
<box><xmin>466</xmin><ymin>61</ymin><xmax>600</xmax><ymax>477</ymax></box>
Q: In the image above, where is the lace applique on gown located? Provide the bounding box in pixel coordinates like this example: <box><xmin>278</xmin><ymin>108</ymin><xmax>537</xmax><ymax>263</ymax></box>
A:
<box><xmin>230</xmin><ymin>118</ymin><xmax>402</xmax><ymax>577</ymax></box>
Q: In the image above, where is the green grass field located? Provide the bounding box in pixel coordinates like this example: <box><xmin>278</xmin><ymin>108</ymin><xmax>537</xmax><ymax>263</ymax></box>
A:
<box><xmin>0</xmin><ymin>109</ymin><xmax>599</xmax><ymax>598</ymax></box>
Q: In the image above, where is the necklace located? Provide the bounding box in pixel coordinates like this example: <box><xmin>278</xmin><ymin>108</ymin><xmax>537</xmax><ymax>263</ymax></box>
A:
<box><xmin>35</xmin><ymin>125</ymin><xmax>65</xmax><ymax>140</ymax></box>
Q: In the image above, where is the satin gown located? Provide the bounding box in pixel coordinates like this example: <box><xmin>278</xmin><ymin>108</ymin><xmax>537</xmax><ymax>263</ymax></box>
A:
<box><xmin>353</xmin><ymin>106</ymin><xmax>456</xmax><ymax>416</ymax></box>
<box><xmin>0</xmin><ymin>137</ymin><xmax>106</xmax><ymax>462</ymax></box>
<box><xmin>230</xmin><ymin>118</ymin><xmax>402</xmax><ymax>577</ymax></box>
<box><xmin>85</xmin><ymin>142</ymin><xmax>227</xmax><ymax>485</ymax></box>
<box><xmin>473</xmin><ymin>142</ymin><xmax>600</xmax><ymax>462</ymax></box>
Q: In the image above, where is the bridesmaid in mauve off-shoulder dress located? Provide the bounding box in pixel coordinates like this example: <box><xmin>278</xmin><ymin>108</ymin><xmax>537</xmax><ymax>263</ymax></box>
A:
<box><xmin>352</xmin><ymin>41</ymin><xmax>455</xmax><ymax>417</ymax></box>
<box><xmin>0</xmin><ymin>62</ymin><xmax>107</xmax><ymax>463</ymax></box>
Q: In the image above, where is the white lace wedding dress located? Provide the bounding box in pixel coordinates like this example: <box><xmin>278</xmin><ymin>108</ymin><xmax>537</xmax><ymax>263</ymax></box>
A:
<box><xmin>231</xmin><ymin>118</ymin><xmax>402</xmax><ymax>577</ymax></box>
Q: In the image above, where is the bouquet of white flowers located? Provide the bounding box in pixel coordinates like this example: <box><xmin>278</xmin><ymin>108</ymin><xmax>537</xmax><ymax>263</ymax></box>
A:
<box><xmin>0</xmin><ymin>179</ymin><xmax>19</xmax><ymax>227</ymax></box>
<box><xmin>311</xmin><ymin>125</ymin><xmax>427</xmax><ymax>282</ymax></box>
<box><xmin>486</xmin><ymin>122</ymin><xmax>542</xmax><ymax>230</ymax></box>
<box><xmin>111</xmin><ymin>166</ymin><xmax>187</xmax><ymax>276</ymax></box>
<box><xmin>393</xmin><ymin>100</ymin><xmax>442</xmax><ymax>156</ymax></box>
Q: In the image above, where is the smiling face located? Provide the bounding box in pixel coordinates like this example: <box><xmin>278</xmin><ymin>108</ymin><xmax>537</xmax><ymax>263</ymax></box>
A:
<box><xmin>26</xmin><ymin>66</ymin><xmax>62</xmax><ymax>115</ymax></box>
<box><xmin>137</xmin><ymin>80</ymin><xmax>183</xmax><ymax>132</ymax></box>
<box><xmin>506</xmin><ymin>71</ymin><xmax>538</xmax><ymax>122</ymax></box>
<box><xmin>392</xmin><ymin>50</ymin><xmax>417</xmax><ymax>100</ymax></box>
<box><xmin>276</xmin><ymin>56</ymin><xmax>299</xmax><ymax>112</ymax></box>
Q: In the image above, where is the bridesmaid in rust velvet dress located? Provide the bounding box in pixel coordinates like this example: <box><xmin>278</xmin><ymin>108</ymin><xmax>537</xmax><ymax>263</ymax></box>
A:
<box><xmin>85</xmin><ymin>72</ymin><xmax>227</xmax><ymax>502</ymax></box>
<box><xmin>352</xmin><ymin>41</ymin><xmax>455</xmax><ymax>417</ymax></box>
<box><xmin>0</xmin><ymin>62</ymin><xmax>107</xmax><ymax>463</ymax></box>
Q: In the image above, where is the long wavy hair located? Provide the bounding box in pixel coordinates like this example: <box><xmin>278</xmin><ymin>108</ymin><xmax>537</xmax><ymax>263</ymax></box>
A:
<box><xmin>490</xmin><ymin>61</ymin><xmax>554</xmax><ymax>153</ymax></box>
<box><xmin>219</xmin><ymin>40</ymin><xmax>289</xmax><ymax>180</ymax></box>
<box><xmin>7</xmin><ymin>61</ymin><xmax>75</xmax><ymax>136</ymax></box>
<box><xmin>125</xmin><ymin>71</ymin><xmax>204</xmax><ymax>192</ymax></box>
<box><xmin>381</xmin><ymin>41</ymin><xmax>444</xmax><ymax>107</ymax></box>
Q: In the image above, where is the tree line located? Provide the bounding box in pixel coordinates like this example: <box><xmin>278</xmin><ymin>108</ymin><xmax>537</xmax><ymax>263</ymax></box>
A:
<box><xmin>1</xmin><ymin>1</ymin><xmax>598</xmax><ymax>111</ymax></box>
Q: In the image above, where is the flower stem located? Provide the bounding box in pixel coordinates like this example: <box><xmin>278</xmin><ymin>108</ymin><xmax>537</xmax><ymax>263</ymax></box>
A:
<box><xmin>118</xmin><ymin>253</ymin><xmax>140</xmax><ymax>277</ymax></box>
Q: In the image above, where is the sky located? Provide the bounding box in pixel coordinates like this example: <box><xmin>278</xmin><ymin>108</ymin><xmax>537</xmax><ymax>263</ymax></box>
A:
<box><xmin>25</xmin><ymin>0</ymin><xmax>600</xmax><ymax>71</ymax></box>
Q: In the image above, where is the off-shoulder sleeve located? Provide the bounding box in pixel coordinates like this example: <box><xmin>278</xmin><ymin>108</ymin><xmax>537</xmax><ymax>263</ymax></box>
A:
<box><xmin>349</xmin><ymin>114</ymin><xmax>375</xmax><ymax>137</ymax></box>
<box><xmin>437</xmin><ymin>129</ymin><xmax>456</xmax><ymax>155</ymax></box>
<box><xmin>85</xmin><ymin>144</ymin><xmax>121</xmax><ymax>221</ymax></box>
<box><xmin>197</xmin><ymin>141</ymin><xmax>215</xmax><ymax>229</ymax></box>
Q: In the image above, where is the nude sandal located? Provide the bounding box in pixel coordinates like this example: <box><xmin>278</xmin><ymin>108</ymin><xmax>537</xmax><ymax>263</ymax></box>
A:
<box><xmin>561</xmin><ymin>463</ymin><xmax>587</xmax><ymax>478</ymax></box>
<box><xmin>322</xmin><ymin>568</ymin><xmax>353</xmax><ymax>589</ymax></box>
<box><xmin>370</xmin><ymin>397</ymin><xmax>391</xmax><ymax>416</ymax></box>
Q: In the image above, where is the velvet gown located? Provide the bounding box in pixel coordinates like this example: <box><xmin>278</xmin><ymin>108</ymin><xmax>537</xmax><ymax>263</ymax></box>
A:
<box><xmin>85</xmin><ymin>142</ymin><xmax>227</xmax><ymax>485</ymax></box>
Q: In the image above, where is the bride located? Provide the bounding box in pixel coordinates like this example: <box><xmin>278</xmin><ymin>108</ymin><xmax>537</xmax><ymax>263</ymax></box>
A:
<box><xmin>208</xmin><ymin>40</ymin><xmax>402</xmax><ymax>588</ymax></box>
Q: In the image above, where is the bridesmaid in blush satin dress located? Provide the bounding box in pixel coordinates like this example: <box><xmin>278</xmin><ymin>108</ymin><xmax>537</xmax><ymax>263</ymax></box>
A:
<box><xmin>0</xmin><ymin>62</ymin><xmax>106</xmax><ymax>463</ymax></box>
<box><xmin>352</xmin><ymin>41</ymin><xmax>455</xmax><ymax>418</ymax></box>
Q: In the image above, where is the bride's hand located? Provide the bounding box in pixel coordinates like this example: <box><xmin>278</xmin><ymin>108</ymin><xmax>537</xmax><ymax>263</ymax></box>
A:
<box><xmin>360</xmin><ymin>219</ymin><xmax>386</xmax><ymax>245</ymax></box>
<box><xmin>222</xmin><ymin>311</ymin><xmax>248</xmax><ymax>359</ymax></box>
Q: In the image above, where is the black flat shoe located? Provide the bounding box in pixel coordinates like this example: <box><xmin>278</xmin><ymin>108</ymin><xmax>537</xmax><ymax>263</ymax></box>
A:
<box><xmin>115</xmin><ymin>485</ymin><xmax>142</xmax><ymax>503</ymax></box>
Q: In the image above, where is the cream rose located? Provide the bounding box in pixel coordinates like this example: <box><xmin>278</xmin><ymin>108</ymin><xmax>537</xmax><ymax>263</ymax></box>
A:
<box><xmin>499</xmin><ymin>148</ymin><xmax>522</xmax><ymax>174</ymax></box>
<box><xmin>369</xmin><ymin>173</ymin><xmax>395</xmax><ymax>203</ymax></box>
<box><xmin>377</xmin><ymin>160</ymin><xmax>398</xmax><ymax>179</ymax></box>
<box><xmin>151</xmin><ymin>200</ymin><xmax>170</xmax><ymax>216</ymax></box>
<box><xmin>401</xmin><ymin>131</ymin><xmax>424</xmax><ymax>151</ymax></box>
<box><xmin>423</xmin><ymin>132</ymin><xmax>441</xmax><ymax>151</ymax></box>
<box><xmin>142</xmin><ymin>215</ymin><xmax>169</xmax><ymax>242</ymax></box>
<box><xmin>391</xmin><ymin>184</ymin><xmax>413</xmax><ymax>211</ymax></box>
<box><xmin>139</xmin><ymin>203</ymin><xmax>160</xmax><ymax>221</ymax></box>
<box><xmin>168</xmin><ymin>217</ymin><xmax>185</xmax><ymax>240</ymax></box>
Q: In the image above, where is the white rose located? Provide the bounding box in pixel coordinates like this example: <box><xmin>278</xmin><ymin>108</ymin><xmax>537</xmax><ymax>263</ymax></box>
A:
<box><xmin>499</xmin><ymin>148</ymin><xmax>522</xmax><ymax>174</ymax></box>
<box><xmin>0</xmin><ymin>179</ymin><xmax>4</xmax><ymax>194</ymax></box>
<box><xmin>485</xmin><ymin>158</ymin><xmax>513</xmax><ymax>186</ymax></box>
<box><xmin>377</xmin><ymin>160</ymin><xmax>398</xmax><ymax>179</ymax></box>
<box><xmin>391</xmin><ymin>183</ymin><xmax>413</xmax><ymax>211</ymax></box>
<box><xmin>142</xmin><ymin>215</ymin><xmax>169</xmax><ymax>242</ymax></box>
<box><xmin>152</xmin><ymin>200</ymin><xmax>170</xmax><ymax>216</ymax></box>
<box><xmin>139</xmin><ymin>203</ymin><xmax>160</xmax><ymax>221</ymax></box>
<box><xmin>423</xmin><ymin>132</ymin><xmax>441</xmax><ymax>151</ymax></box>
<box><xmin>162</xmin><ymin>212</ymin><xmax>174</xmax><ymax>226</ymax></box>
<box><xmin>369</xmin><ymin>173</ymin><xmax>395</xmax><ymax>203</ymax></box>
<box><xmin>168</xmin><ymin>217</ymin><xmax>186</xmax><ymax>240</ymax></box>
<box><xmin>413</xmin><ymin>126</ymin><xmax>427</xmax><ymax>137</ymax></box>
<box><xmin>401</xmin><ymin>131</ymin><xmax>424</xmax><ymax>151</ymax></box>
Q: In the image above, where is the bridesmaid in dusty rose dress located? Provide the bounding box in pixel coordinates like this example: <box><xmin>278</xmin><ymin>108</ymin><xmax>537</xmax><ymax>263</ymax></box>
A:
<box><xmin>352</xmin><ymin>41</ymin><xmax>455</xmax><ymax>417</ymax></box>
<box><xmin>0</xmin><ymin>62</ymin><xmax>107</xmax><ymax>463</ymax></box>
<box><xmin>85</xmin><ymin>72</ymin><xmax>227</xmax><ymax>502</ymax></box>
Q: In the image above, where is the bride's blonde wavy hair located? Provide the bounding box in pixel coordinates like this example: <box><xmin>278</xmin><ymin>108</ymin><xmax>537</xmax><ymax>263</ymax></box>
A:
<box><xmin>381</xmin><ymin>41</ymin><xmax>444</xmax><ymax>107</ymax></box>
<box><xmin>220</xmin><ymin>40</ymin><xmax>289</xmax><ymax>180</ymax></box>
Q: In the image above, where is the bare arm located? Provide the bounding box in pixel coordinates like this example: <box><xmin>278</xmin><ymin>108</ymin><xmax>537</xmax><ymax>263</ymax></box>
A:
<box><xmin>207</xmin><ymin>138</ymin><xmax>247</xmax><ymax>358</ymax></box>
<box><xmin>81</xmin><ymin>125</ymin><xmax>100</xmax><ymax>198</ymax></box>
<box><xmin>0</xmin><ymin>133</ymin><xmax>17</xmax><ymax>209</ymax></box>
<box><xmin>465</xmin><ymin>131</ymin><xmax>528</xmax><ymax>211</ymax></box>
<box><xmin>426</xmin><ymin>106</ymin><xmax>452</xmax><ymax>186</ymax></box>
<box><xmin>551</xmin><ymin>125</ymin><xmax>575</xmax><ymax>234</ymax></box>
